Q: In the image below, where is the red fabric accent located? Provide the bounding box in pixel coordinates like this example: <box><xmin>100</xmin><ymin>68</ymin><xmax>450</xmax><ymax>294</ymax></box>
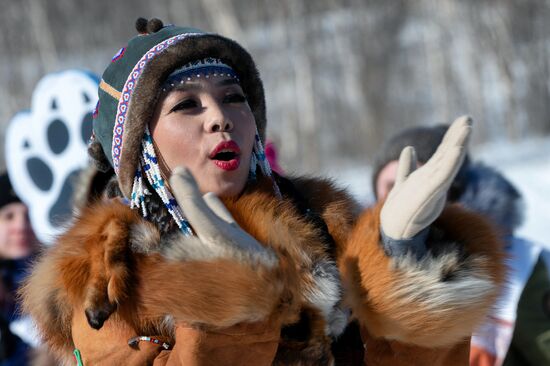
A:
<box><xmin>264</xmin><ymin>140</ymin><xmax>284</xmax><ymax>175</ymax></box>
<box><xmin>470</xmin><ymin>345</ymin><xmax>498</xmax><ymax>366</ymax></box>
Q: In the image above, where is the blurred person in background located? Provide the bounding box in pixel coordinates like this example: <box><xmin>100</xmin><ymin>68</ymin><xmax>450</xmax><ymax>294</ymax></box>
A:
<box><xmin>21</xmin><ymin>18</ymin><xmax>505</xmax><ymax>366</ymax></box>
<box><xmin>0</xmin><ymin>172</ymin><xmax>40</xmax><ymax>365</ymax></box>
<box><xmin>0</xmin><ymin>173</ymin><xmax>38</xmax><ymax>261</ymax></box>
<box><xmin>372</xmin><ymin>125</ymin><xmax>550</xmax><ymax>366</ymax></box>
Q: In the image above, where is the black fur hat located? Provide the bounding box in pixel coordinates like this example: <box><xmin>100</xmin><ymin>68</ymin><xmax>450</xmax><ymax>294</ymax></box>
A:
<box><xmin>0</xmin><ymin>172</ymin><xmax>21</xmax><ymax>210</ymax></box>
<box><xmin>90</xmin><ymin>18</ymin><xmax>267</xmax><ymax>199</ymax></box>
<box><xmin>372</xmin><ymin>124</ymin><xmax>470</xmax><ymax>201</ymax></box>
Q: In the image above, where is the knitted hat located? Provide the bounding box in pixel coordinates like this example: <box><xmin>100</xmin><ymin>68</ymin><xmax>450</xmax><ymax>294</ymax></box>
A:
<box><xmin>0</xmin><ymin>173</ymin><xmax>21</xmax><ymax>210</ymax></box>
<box><xmin>372</xmin><ymin>124</ymin><xmax>470</xmax><ymax>201</ymax></box>
<box><xmin>90</xmin><ymin>18</ymin><xmax>267</xmax><ymax>199</ymax></box>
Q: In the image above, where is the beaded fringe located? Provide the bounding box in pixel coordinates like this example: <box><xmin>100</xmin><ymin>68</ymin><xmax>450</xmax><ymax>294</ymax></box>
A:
<box><xmin>131</xmin><ymin>126</ymin><xmax>193</xmax><ymax>235</ymax></box>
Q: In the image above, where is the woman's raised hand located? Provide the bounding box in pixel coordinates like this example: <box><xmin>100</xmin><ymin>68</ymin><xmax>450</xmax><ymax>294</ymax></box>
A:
<box><xmin>380</xmin><ymin>116</ymin><xmax>472</xmax><ymax>240</ymax></box>
<box><xmin>169</xmin><ymin>167</ymin><xmax>277</xmax><ymax>267</ymax></box>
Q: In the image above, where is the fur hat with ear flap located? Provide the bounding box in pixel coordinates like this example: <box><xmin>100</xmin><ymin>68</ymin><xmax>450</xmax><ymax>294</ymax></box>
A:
<box><xmin>88</xmin><ymin>17</ymin><xmax>275</xmax><ymax>233</ymax></box>
<box><xmin>372</xmin><ymin>124</ymin><xmax>471</xmax><ymax>201</ymax></box>
<box><xmin>89</xmin><ymin>17</ymin><xmax>268</xmax><ymax>196</ymax></box>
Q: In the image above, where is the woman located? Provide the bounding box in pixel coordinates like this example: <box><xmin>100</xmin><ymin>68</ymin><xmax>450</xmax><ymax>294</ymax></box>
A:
<box><xmin>0</xmin><ymin>173</ymin><xmax>38</xmax><ymax>262</ymax></box>
<box><xmin>0</xmin><ymin>172</ymin><xmax>39</xmax><ymax>365</ymax></box>
<box><xmin>21</xmin><ymin>18</ymin><xmax>505</xmax><ymax>365</ymax></box>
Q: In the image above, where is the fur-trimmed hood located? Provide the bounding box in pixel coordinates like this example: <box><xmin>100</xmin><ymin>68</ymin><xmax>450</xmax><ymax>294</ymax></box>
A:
<box><xmin>458</xmin><ymin>162</ymin><xmax>524</xmax><ymax>234</ymax></box>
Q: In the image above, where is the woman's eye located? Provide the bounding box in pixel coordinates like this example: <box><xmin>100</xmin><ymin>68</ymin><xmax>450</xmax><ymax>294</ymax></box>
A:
<box><xmin>0</xmin><ymin>212</ymin><xmax>14</xmax><ymax>221</ymax></box>
<box><xmin>223</xmin><ymin>93</ymin><xmax>246</xmax><ymax>104</ymax></box>
<box><xmin>171</xmin><ymin>99</ymin><xmax>199</xmax><ymax>112</ymax></box>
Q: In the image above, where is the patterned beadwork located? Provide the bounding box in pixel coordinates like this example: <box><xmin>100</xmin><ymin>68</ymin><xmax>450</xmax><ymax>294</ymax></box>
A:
<box><xmin>252</xmin><ymin>129</ymin><xmax>282</xmax><ymax>198</ymax></box>
<box><xmin>111</xmin><ymin>32</ymin><xmax>202</xmax><ymax>174</ymax></box>
<box><xmin>131</xmin><ymin>126</ymin><xmax>194</xmax><ymax>236</ymax></box>
<box><xmin>128</xmin><ymin>336</ymin><xmax>171</xmax><ymax>350</ymax></box>
<box><xmin>161</xmin><ymin>58</ymin><xmax>238</xmax><ymax>92</ymax></box>
<box><xmin>111</xmin><ymin>47</ymin><xmax>126</xmax><ymax>62</ymax></box>
<box><xmin>92</xmin><ymin>101</ymin><xmax>100</xmax><ymax>119</ymax></box>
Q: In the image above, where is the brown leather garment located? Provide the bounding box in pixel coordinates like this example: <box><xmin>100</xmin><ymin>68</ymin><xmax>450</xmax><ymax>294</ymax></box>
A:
<box><xmin>72</xmin><ymin>309</ymin><xmax>281</xmax><ymax>366</ymax></box>
<box><xmin>361</xmin><ymin>326</ymin><xmax>471</xmax><ymax>366</ymax></box>
<box><xmin>154</xmin><ymin>322</ymin><xmax>280</xmax><ymax>366</ymax></box>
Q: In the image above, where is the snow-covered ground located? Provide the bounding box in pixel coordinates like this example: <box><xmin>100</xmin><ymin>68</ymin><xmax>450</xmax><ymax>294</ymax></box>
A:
<box><xmin>322</xmin><ymin>136</ymin><xmax>550</xmax><ymax>249</ymax></box>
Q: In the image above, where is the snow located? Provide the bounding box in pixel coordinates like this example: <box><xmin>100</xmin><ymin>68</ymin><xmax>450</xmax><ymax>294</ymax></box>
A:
<box><xmin>322</xmin><ymin>136</ymin><xmax>550</xmax><ymax>249</ymax></box>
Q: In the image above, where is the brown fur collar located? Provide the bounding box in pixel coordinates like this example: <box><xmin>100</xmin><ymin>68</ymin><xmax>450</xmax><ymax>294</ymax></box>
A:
<box><xmin>20</xmin><ymin>177</ymin><xmax>346</xmax><ymax>365</ymax></box>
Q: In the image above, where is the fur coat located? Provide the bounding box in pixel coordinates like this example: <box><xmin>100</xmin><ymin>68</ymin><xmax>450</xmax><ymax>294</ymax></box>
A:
<box><xmin>20</xmin><ymin>172</ymin><xmax>505</xmax><ymax>365</ymax></box>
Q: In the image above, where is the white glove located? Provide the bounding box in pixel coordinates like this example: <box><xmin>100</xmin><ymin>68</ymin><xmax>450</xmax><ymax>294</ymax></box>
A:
<box><xmin>169</xmin><ymin>167</ymin><xmax>277</xmax><ymax>267</ymax></box>
<box><xmin>380</xmin><ymin>115</ymin><xmax>472</xmax><ymax>240</ymax></box>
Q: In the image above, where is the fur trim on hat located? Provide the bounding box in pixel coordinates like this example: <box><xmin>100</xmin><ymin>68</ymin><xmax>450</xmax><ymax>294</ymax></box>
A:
<box><xmin>116</xmin><ymin>34</ymin><xmax>266</xmax><ymax>198</ymax></box>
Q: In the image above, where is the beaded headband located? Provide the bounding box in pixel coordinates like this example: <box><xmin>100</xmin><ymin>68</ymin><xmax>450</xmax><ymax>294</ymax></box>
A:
<box><xmin>161</xmin><ymin>58</ymin><xmax>238</xmax><ymax>92</ymax></box>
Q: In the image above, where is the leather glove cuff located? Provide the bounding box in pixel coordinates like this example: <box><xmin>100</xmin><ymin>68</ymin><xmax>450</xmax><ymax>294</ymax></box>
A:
<box><xmin>380</xmin><ymin>226</ymin><xmax>430</xmax><ymax>260</ymax></box>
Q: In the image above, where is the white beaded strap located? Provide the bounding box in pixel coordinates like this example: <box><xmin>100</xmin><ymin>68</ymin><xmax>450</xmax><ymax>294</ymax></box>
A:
<box><xmin>251</xmin><ymin>128</ymin><xmax>282</xmax><ymax>198</ymax></box>
<box><xmin>130</xmin><ymin>126</ymin><xmax>193</xmax><ymax>236</ymax></box>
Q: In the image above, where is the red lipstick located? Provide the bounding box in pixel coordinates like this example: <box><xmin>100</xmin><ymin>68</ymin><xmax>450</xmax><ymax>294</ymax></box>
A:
<box><xmin>209</xmin><ymin>141</ymin><xmax>241</xmax><ymax>171</ymax></box>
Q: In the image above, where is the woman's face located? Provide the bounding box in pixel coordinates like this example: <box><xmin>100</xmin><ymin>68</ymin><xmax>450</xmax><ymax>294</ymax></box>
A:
<box><xmin>375</xmin><ymin>160</ymin><xmax>399</xmax><ymax>201</ymax></box>
<box><xmin>0</xmin><ymin>202</ymin><xmax>37</xmax><ymax>260</ymax></box>
<box><xmin>149</xmin><ymin>75</ymin><xmax>256</xmax><ymax>197</ymax></box>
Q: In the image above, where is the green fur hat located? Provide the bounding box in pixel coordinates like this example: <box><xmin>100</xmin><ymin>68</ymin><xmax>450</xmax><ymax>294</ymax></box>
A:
<box><xmin>89</xmin><ymin>18</ymin><xmax>267</xmax><ymax>199</ymax></box>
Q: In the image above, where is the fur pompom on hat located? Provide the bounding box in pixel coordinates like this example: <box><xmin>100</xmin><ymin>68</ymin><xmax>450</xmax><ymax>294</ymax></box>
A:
<box><xmin>372</xmin><ymin>124</ymin><xmax>470</xmax><ymax>201</ymax></box>
<box><xmin>90</xmin><ymin>17</ymin><xmax>267</xmax><ymax>199</ymax></box>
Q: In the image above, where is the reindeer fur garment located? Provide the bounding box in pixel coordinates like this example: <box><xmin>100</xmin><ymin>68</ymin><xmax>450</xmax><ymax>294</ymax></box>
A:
<box><xmin>20</xmin><ymin>175</ymin><xmax>505</xmax><ymax>365</ymax></box>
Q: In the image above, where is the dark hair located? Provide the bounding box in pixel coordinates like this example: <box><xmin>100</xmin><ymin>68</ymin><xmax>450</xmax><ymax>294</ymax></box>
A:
<box><xmin>0</xmin><ymin>173</ymin><xmax>22</xmax><ymax>210</ymax></box>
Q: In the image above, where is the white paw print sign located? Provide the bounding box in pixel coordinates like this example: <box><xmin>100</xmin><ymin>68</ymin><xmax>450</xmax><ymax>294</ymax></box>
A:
<box><xmin>5</xmin><ymin>70</ymin><xmax>99</xmax><ymax>244</ymax></box>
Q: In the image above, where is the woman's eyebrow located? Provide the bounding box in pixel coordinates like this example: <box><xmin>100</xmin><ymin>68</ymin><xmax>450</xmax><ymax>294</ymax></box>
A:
<box><xmin>215</xmin><ymin>78</ymin><xmax>239</xmax><ymax>87</ymax></box>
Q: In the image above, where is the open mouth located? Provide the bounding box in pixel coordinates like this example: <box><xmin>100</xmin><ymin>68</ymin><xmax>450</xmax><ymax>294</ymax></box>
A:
<box><xmin>209</xmin><ymin>141</ymin><xmax>241</xmax><ymax>171</ymax></box>
<box><xmin>212</xmin><ymin>150</ymin><xmax>238</xmax><ymax>161</ymax></box>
